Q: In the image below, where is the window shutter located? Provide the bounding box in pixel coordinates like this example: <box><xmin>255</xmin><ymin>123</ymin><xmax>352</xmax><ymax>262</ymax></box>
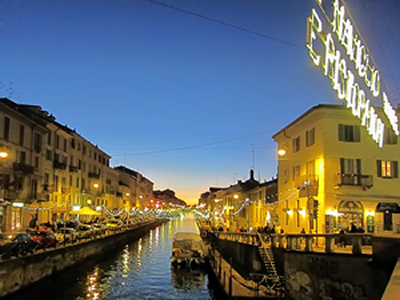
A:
<box><xmin>356</xmin><ymin>159</ymin><xmax>361</xmax><ymax>174</ymax></box>
<box><xmin>393</xmin><ymin>161</ymin><xmax>398</xmax><ymax>178</ymax></box>
<box><xmin>338</xmin><ymin>124</ymin><xmax>344</xmax><ymax>141</ymax></box>
<box><xmin>377</xmin><ymin>160</ymin><xmax>382</xmax><ymax>177</ymax></box>
<box><xmin>340</xmin><ymin>158</ymin><xmax>345</xmax><ymax>174</ymax></box>
<box><xmin>354</xmin><ymin>125</ymin><xmax>361</xmax><ymax>142</ymax></box>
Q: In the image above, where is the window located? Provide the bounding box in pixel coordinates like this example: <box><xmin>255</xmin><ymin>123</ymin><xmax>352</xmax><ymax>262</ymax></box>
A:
<box><xmin>377</xmin><ymin>160</ymin><xmax>398</xmax><ymax>178</ymax></box>
<box><xmin>69</xmin><ymin>175</ymin><xmax>72</xmax><ymax>186</ymax></box>
<box><xmin>44</xmin><ymin>173</ymin><xmax>50</xmax><ymax>185</ymax></box>
<box><xmin>31</xmin><ymin>179</ymin><xmax>38</xmax><ymax>199</ymax></box>
<box><xmin>338</xmin><ymin>124</ymin><xmax>360</xmax><ymax>142</ymax></box>
<box><xmin>54</xmin><ymin>175</ymin><xmax>59</xmax><ymax>191</ymax></box>
<box><xmin>283</xmin><ymin>169</ymin><xmax>289</xmax><ymax>183</ymax></box>
<box><xmin>56</xmin><ymin>134</ymin><xmax>60</xmax><ymax>149</ymax></box>
<box><xmin>76</xmin><ymin>177</ymin><xmax>80</xmax><ymax>188</ymax></box>
<box><xmin>293</xmin><ymin>165</ymin><xmax>300</xmax><ymax>181</ymax></box>
<box><xmin>63</xmin><ymin>139</ymin><xmax>67</xmax><ymax>152</ymax></box>
<box><xmin>34</xmin><ymin>156</ymin><xmax>39</xmax><ymax>168</ymax></box>
<box><xmin>340</xmin><ymin>158</ymin><xmax>361</xmax><ymax>174</ymax></box>
<box><xmin>19</xmin><ymin>151</ymin><xmax>26</xmax><ymax>163</ymax></box>
<box><xmin>34</xmin><ymin>132</ymin><xmax>42</xmax><ymax>153</ymax></box>
<box><xmin>19</xmin><ymin>125</ymin><xmax>25</xmax><ymax>146</ymax></box>
<box><xmin>306</xmin><ymin>128</ymin><xmax>315</xmax><ymax>146</ymax></box>
<box><xmin>4</xmin><ymin>117</ymin><xmax>10</xmax><ymax>140</ymax></box>
<box><xmin>47</xmin><ymin>132</ymin><xmax>51</xmax><ymax>146</ymax></box>
<box><xmin>292</xmin><ymin>136</ymin><xmax>300</xmax><ymax>152</ymax></box>
<box><xmin>385</xmin><ymin>129</ymin><xmax>398</xmax><ymax>145</ymax></box>
<box><xmin>70</xmin><ymin>138</ymin><xmax>75</xmax><ymax>149</ymax></box>
<box><xmin>46</xmin><ymin>149</ymin><xmax>52</xmax><ymax>161</ymax></box>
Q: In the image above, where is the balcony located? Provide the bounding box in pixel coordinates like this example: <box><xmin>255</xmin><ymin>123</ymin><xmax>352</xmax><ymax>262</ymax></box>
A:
<box><xmin>13</xmin><ymin>162</ymin><xmax>35</xmax><ymax>174</ymax></box>
<box><xmin>336</xmin><ymin>173</ymin><xmax>373</xmax><ymax>188</ymax></box>
<box><xmin>88</xmin><ymin>172</ymin><xmax>100</xmax><ymax>179</ymax></box>
<box><xmin>0</xmin><ymin>189</ymin><xmax>18</xmax><ymax>200</ymax></box>
<box><xmin>69</xmin><ymin>165</ymin><xmax>78</xmax><ymax>172</ymax></box>
<box><xmin>295</xmin><ymin>175</ymin><xmax>319</xmax><ymax>197</ymax></box>
<box><xmin>53</xmin><ymin>160</ymin><xmax>67</xmax><ymax>170</ymax></box>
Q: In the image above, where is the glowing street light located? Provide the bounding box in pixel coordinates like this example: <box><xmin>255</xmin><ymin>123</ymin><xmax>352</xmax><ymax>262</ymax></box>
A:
<box><xmin>277</xmin><ymin>149</ymin><xmax>286</xmax><ymax>156</ymax></box>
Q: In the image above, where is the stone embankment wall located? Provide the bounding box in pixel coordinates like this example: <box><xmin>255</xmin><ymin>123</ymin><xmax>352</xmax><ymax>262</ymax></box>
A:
<box><xmin>0</xmin><ymin>220</ymin><xmax>165</xmax><ymax>298</ymax></box>
<box><xmin>215</xmin><ymin>237</ymin><xmax>396</xmax><ymax>300</ymax></box>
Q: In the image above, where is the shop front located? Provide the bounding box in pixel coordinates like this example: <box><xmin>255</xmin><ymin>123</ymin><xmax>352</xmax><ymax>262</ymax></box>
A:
<box><xmin>376</xmin><ymin>202</ymin><xmax>400</xmax><ymax>233</ymax></box>
<box><xmin>337</xmin><ymin>200</ymin><xmax>364</xmax><ymax>232</ymax></box>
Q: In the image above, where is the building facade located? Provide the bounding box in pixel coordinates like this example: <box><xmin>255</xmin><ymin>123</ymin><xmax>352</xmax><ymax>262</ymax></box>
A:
<box><xmin>0</xmin><ymin>98</ymin><xmax>155</xmax><ymax>231</ymax></box>
<box><xmin>273</xmin><ymin>104</ymin><xmax>400</xmax><ymax>234</ymax></box>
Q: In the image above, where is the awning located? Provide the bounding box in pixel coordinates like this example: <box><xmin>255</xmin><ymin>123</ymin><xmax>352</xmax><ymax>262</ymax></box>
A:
<box><xmin>70</xmin><ymin>206</ymin><xmax>101</xmax><ymax>216</ymax></box>
<box><xmin>376</xmin><ymin>202</ymin><xmax>400</xmax><ymax>213</ymax></box>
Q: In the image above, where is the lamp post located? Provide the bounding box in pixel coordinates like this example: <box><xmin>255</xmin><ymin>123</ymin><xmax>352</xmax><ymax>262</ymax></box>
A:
<box><xmin>0</xmin><ymin>146</ymin><xmax>10</xmax><ymax>232</ymax></box>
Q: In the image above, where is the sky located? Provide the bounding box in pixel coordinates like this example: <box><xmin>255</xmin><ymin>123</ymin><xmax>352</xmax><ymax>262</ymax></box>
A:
<box><xmin>0</xmin><ymin>0</ymin><xmax>399</xmax><ymax>205</ymax></box>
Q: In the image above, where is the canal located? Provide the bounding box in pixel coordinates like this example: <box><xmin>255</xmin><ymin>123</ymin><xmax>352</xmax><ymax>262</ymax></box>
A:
<box><xmin>7</xmin><ymin>215</ymin><xmax>222</xmax><ymax>300</ymax></box>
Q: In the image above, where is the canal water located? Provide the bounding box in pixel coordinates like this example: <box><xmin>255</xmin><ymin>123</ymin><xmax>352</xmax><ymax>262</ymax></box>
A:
<box><xmin>8</xmin><ymin>215</ymin><xmax>223</xmax><ymax>300</ymax></box>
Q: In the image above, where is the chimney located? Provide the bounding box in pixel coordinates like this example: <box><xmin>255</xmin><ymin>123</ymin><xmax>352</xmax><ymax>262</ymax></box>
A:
<box><xmin>250</xmin><ymin>169</ymin><xmax>254</xmax><ymax>180</ymax></box>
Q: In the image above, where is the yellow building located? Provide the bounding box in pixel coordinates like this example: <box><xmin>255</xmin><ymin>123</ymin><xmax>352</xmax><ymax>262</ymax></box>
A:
<box><xmin>273</xmin><ymin>104</ymin><xmax>400</xmax><ymax>234</ymax></box>
<box><xmin>0</xmin><ymin>98</ymin><xmax>154</xmax><ymax>230</ymax></box>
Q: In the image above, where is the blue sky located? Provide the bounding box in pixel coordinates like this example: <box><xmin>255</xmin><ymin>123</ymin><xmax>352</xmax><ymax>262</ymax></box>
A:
<box><xmin>1</xmin><ymin>0</ymin><xmax>399</xmax><ymax>204</ymax></box>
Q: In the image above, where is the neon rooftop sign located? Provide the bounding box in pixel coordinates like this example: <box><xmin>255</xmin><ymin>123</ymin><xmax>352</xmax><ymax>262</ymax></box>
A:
<box><xmin>306</xmin><ymin>0</ymin><xmax>399</xmax><ymax>148</ymax></box>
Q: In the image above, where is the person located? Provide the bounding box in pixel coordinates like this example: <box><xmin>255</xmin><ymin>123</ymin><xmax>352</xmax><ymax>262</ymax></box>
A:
<box><xmin>300</xmin><ymin>228</ymin><xmax>306</xmax><ymax>234</ymax></box>
<box><xmin>350</xmin><ymin>223</ymin><xmax>357</xmax><ymax>233</ymax></box>
<box><xmin>271</xmin><ymin>225</ymin><xmax>276</xmax><ymax>234</ymax></box>
<box><xmin>338</xmin><ymin>229</ymin><xmax>346</xmax><ymax>248</ymax></box>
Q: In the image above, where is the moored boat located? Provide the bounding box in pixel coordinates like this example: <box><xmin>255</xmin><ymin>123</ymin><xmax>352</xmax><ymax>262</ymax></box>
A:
<box><xmin>171</xmin><ymin>232</ymin><xmax>206</xmax><ymax>268</ymax></box>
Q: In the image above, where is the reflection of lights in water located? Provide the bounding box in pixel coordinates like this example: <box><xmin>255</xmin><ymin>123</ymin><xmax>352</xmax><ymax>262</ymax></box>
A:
<box><xmin>149</xmin><ymin>231</ymin><xmax>153</xmax><ymax>250</ymax></box>
<box><xmin>85</xmin><ymin>267</ymin><xmax>100</xmax><ymax>300</ymax></box>
<box><xmin>137</xmin><ymin>238</ymin><xmax>142</xmax><ymax>268</ymax></box>
<box><xmin>121</xmin><ymin>245</ymin><xmax>130</xmax><ymax>277</ymax></box>
<box><xmin>154</xmin><ymin>226</ymin><xmax>159</xmax><ymax>246</ymax></box>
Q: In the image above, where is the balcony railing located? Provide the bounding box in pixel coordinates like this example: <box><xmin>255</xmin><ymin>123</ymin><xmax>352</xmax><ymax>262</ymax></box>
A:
<box><xmin>0</xmin><ymin>189</ymin><xmax>18</xmax><ymax>200</ymax></box>
<box><xmin>69</xmin><ymin>165</ymin><xmax>78</xmax><ymax>172</ymax></box>
<box><xmin>336</xmin><ymin>173</ymin><xmax>373</xmax><ymax>188</ymax></box>
<box><xmin>53</xmin><ymin>160</ymin><xmax>67</xmax><ymax>170</ymax></box>
<box><xmin>13</xmin><ymin>162</ymin><xmax>35</xmax><ymax>174</ymax></box>
<box><xmin>295</xmin><ymin>175</ymin><xmax>319</xmax><ymax>197</ymax></box>
<box><xmin>88</xmin><ymin>172</ymin><xmax>100</xmax><ymax>179</ymax></box>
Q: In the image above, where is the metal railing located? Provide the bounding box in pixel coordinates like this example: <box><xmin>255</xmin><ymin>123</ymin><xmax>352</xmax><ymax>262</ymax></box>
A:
<box><xmin>215</xmin><ymin>231</ymin><xmax>373</xmax><ymax>255</ymax></box>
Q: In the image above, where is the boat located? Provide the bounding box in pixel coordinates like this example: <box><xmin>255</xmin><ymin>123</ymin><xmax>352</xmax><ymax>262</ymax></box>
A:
<box><xmin>171</xmin><ymin>232</ymin><xmax>206</xmax><ymax>268</ymax></box>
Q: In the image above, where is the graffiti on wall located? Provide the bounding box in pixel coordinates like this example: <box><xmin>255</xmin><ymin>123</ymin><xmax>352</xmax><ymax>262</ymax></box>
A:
<box><xmin>285</xmin><ymin>262</ymin><xmax>370</xmax><ymax>300</ymax></box>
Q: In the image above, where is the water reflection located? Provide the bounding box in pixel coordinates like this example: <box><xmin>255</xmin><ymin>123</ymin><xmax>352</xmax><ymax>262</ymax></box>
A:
<box><xmin>171</xmin><ymin>269</ymin><xmax>206</xmax><ymax>290</ymax></box>
<box><xmin>8</xmin><ymin>219</ymin><xmax>219</xmax><ymax>300</ymax></box>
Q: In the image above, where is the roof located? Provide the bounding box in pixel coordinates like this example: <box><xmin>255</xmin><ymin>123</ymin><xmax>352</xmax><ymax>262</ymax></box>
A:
<box><xmin>272</xmin><ymin>103</ymin><xmax>346</xmax><ymax>139</ymax></box>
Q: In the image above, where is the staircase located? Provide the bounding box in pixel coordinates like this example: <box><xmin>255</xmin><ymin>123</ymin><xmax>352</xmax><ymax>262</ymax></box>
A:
<box><xmin>257</xmin><ymin>233</ymin><xmax>285</xmax><ymax>295</ymax></box>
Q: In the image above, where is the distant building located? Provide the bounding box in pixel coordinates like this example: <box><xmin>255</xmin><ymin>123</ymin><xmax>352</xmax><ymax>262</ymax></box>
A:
<box><xmin>0</xmin><ymin>98</ymin><xmax>154</xmax><ymax>231</ymax></box>
<box><xmin>153</xmin><ymin>189</ymin><xmax>186</xmax><ymax>208</ymax></box>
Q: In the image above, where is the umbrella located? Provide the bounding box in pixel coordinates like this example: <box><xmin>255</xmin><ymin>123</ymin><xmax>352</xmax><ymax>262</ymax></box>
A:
<box><xmin>71</xmin><ymin>206</ymin><xmax>101</xmax><ymax>216</ymax></box>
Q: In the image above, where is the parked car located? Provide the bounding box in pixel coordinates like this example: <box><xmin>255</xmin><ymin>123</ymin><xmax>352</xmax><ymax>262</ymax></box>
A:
<box><xmin>54</xmin><ymin>228</ymin><xmax>77</xmax><ymax>244</ymax></box>
<box><xmin>0</xmin><ymin>232</ymin><xmax>36</xmax><ymax>260</ymax></box>
<box><xmin>30</xmin><ymin>229</ymin><xmax>58</xmax><ymax>249</ymax></box>
<box><xmin>91</xmin><ymin>223</ymin><xmax>106</xmax><ymax>236</ymax></box>
<box><xmin>103</xmin><ymin>219</ymin><xmax>123</xmax><ymax>231</ymax></box>
<box><xmin>76</xmin><ymin>224</ymin><xmax>95</xmax><ymax>240</ymax></box>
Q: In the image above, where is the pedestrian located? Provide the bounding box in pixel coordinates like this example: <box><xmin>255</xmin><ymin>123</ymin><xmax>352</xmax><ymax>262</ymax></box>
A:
<box><xmin>338</xmin><ymin>229</ymin><xmax>346</xmax><ymax>248</ymax></box>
